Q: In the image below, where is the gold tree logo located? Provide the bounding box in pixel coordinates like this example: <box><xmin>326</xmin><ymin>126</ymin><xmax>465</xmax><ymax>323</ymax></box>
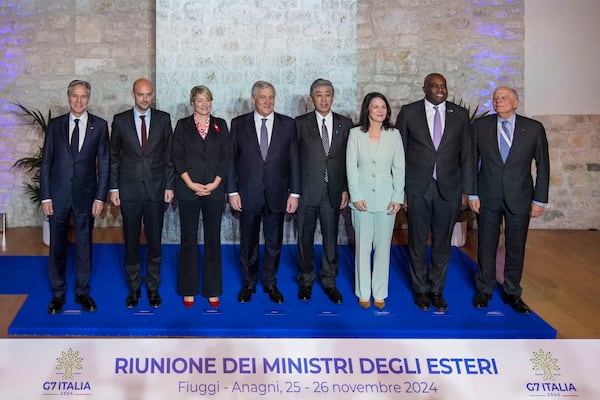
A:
<box><xmin>55</xmin><ymin>348</ymin><xmax>83</xmax><ymax>381</ymax></box>
<box><xmin>530</xmin><ymin>349</ymin><xmax>560</xmax><ymax>381</ymax></box>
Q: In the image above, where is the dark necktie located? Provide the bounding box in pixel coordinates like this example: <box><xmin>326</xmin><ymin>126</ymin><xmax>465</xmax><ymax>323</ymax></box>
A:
<box><xmin>260</xmin><ymin>118</ymin><xmax>268</xmax><ymax>160</ymax></box>
<box><xmin>70</xmin><ymin>118</ymin><xmax>80</xmax><ymax>158</ymax></box>
<box><xmin>140</xmin><ymin>115</ymin><xmax>147</xmax><ymax>153</ymax></box>
<box><xmin>321</xmin><ymin>118</ymin><xmax>329</xmax><ymax>182</ymax></box>
<box><xmin>500</xmin><ymin>120</ymin><xmax>512</xmax><ymax>163</ymax></box>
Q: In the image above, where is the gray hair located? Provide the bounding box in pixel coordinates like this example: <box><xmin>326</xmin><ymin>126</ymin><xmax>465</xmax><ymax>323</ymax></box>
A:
<box><xmin>251</xmin><ymin>80</ymin><xmax>276</xmax><ymax>98</ymax></box>
<box><xmin>493</xmin><ymin>86</ymin><xmax>519</xmax><ymax>100</ymax></box>
<box><xmin>309</xmin><ymin>79</ymin><xmax>335</xmax><ymax>96</ymax></box>
<box><xmin>67</xmin><ymin>79</ymin><xmax>91</xmax><ymax>96</ymax></box>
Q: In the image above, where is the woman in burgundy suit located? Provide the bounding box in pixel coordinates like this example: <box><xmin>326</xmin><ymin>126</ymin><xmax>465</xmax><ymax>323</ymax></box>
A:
<box><xmin>171</xmin><ymin>86</ymin><xmax>231</xmax><ymax>308</ymax></box>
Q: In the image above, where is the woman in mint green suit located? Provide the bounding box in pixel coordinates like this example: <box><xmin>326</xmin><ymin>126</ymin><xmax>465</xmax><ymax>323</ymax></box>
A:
<box><xmin>346</xmin><ymin>92</ymin><xmax>405</xmax><ymax>310</ymax></box>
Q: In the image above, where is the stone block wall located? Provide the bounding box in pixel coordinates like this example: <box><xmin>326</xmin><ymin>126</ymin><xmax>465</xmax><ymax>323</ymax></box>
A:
<box><xmin>1</xmin><ymin>0</ymin><xmax>598</xmax><ymax>235</ymax></box>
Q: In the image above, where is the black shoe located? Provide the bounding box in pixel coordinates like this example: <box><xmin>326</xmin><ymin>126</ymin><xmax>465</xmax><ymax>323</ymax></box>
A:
<box><xmin>75</xmin><ymin>294</ymin><xmax>97</xmax><ymax>312</ymax></box>
<box><xmin>148</xmin><ymin>290</ymin><xmax>162</xmax><ymax>308</ymax></box>
<box><xmin>48</xmin><ymin>296</ymin><xmax>65</xmax><ymax>314</ymax></box>
<box><xmin>264</xmin><ymin>285</ymin><xmax>284</xmax><ymax>303</ymax></box>
<box><xmin>502</xmin><ymin>294</ymin><xmax>531</xmax><ymax>314</ymax></box>
<box><xmin>413</xmin><ymin>292</ymin><xmax>431</xmax><ymax>311</ymax></box>
<box><xmin>428</xmin><ymin>292</ymin><xmax>448</xmax><ymax>312</ymax></box>
<box><xmin>298</xmin><ymin>286</ymin><xmax>312</xmax><ymax>301</ymax></box>
<box><xmin>473</xmin><ymin>292</ymin><xmax>492</xmax><ymax>309</ymax></box>
<box><xmin>125</xmin><ymin>289</ymin><xmax>141</xmax><ymax>308</ymax></box>
<box><xmin>237</xmin><ymin>286</ymin><xmax>256</xmax><ymax>303</ymax></box>
<box><xmin>324</xmin><ymin>287</ymin><xmax>343</xmax><ymax>304</ymax></box>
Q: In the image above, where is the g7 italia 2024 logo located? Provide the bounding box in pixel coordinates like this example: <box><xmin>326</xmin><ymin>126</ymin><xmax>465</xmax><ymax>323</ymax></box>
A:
<box><xmin>41</xmin><ymin>348</ymin><xmax>93</xmax><ymax>396</ymax></box>
<box><xmin>525</xmin><ymin>349</ymin><xmax>577</xmax><ymax>396</ymax></box>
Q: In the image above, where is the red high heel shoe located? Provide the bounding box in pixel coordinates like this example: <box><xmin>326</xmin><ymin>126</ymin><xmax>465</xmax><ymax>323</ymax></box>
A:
<box><xmin>208</xmin><ymin>297</ymin><xmax>220</xmax><ymax>308</ymax></box>
<box><xmin>183</xmin><ymin>296</ymin><xmax>195</xmax><ymax>308</ymax></box>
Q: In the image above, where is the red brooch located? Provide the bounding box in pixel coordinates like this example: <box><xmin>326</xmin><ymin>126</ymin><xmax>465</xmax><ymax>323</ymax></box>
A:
<box><xmin>213</xmin><ymin>123</ymin><xmax>220</xmax><ymax>133</ymax></box>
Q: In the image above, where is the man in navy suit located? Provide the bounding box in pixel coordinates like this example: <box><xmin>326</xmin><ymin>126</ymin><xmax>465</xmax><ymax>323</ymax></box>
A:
<box><xmin>295</xmin><ymin>79</ymin><xmax>353</xmax><ymax>304</ymax></box>
<box><xmin>469</xmin><ymin>87</ymin><xmax>549</xmax><ymax>314</ymax></box>
<box><xmin>41</xmin><ymin>79</ymin><xmax>110</xmax><ymax>314</ymax></box>
<box><xmin>109</xmin><ymin>78</ymin><xmax>174</xmax><ymax>309</ymax></box>
<box><xmin>395</xmin><ymin>73</ymin><xmax>474</xmax><ymax>312</ymax></box>
<box><xmin>227</xmin><ymin>80</ymin><xmax>301</xmax><ymax>303</ymax></box>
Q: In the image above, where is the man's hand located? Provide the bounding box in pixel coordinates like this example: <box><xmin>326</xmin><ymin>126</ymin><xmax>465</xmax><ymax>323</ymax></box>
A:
<box><xmin>92</xmin><ymin>200</ymin><xmax>104</xmax><ymax>217</ymax></box>
<box><xmin>286</xmin><ymin>196</ymin><xmax>298</xmax><ymax>214</ymax></box>
<box><xmin>229</xmin><ymin>194</ymin><xmax>242</xmax><ymax>212</ymax></box>
<box><xmin>530</xmin><ymin>203</ymin><xmax>545</xmax><ymax>218</ymax></box>
<box><xmin>110</xmin><ymin>191</ymin><xmax>120</xmax><ymax>207</ymax></box>
<box><xmin>42</xmin><ymin>201</ymin><xmax>53</xmax><ymax>217</ymax></box>
<box><xmin>469</xmin><ymin>198</ymin><xmax>480</xmax><ymax>214</ymax></box>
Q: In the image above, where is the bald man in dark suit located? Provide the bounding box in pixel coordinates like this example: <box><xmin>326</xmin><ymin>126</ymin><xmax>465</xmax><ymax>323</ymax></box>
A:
<box><xmin>395</xmin><ymin>73</ymin><xmax>474</xmax><ymax>312</ymax></box>
<box><xmin>110</xmin><ymin>78</ymin><xmax>174</xmax><ymax>309</ymax></box>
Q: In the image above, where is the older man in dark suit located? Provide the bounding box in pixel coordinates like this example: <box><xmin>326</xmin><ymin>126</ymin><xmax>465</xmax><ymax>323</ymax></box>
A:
<box><xmin>469</xmin><ymin>87</ymin><xmax>549</xmax><ymax>314</ymax></box>
<box><xmin>395</xmin><ymin>73</ymin><xmax>474</xmax><ymax>312</ymax></box>
<box><xmin>227</xmin><ymin>80</ymin><xmax>301</xmax><ymax>304</ymax></box>
<box><xmin>41</xmin><ymin>79</ymin><xmax>110</xmax><ymax>314</ymax></box>
<box><xmin>295</xmin><ymin>79</ymin><xmax>353</xmax><ymax>304</ymax></box>
<box><xmin>109</xmin><ymin>78</ymin><xmax>174</xmax><ymax>309</ymax></box>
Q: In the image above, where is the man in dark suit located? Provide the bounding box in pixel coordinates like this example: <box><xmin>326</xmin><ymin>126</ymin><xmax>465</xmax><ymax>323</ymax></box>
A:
<box><xmin>109</xmin><ymin>78</ymin><xmax>174</xmax><ymax>309</ymax></box>
<box><xmin>227</xmin><ymin>80</ymin><xmax>301</xmax><ymax>303</ymax></box>
<box><xmin>295</xmin><ymin>79</ymin><xmax>353</xmax><ymax>304</ymax></box>
<box><xmin>41</xmin><ymin>79</ymin><xmax>110</xmax><ymax>314</ymax></box>
<box><xmin>395</xmin><ymin>73</ymin><xmax>474</xmax><ymax>312</ymax></box>
<box><xmin>469</xmin><ymin>87</ymin><xmax>549</xmax><ymax>314</ymax></box>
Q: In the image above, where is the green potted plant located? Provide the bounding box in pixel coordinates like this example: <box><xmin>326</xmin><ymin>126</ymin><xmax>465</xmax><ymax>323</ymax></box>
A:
<box><xmin>11</xmin><ymin>102</ymin><xmax>52</xmax><ymax>245</ymax></box>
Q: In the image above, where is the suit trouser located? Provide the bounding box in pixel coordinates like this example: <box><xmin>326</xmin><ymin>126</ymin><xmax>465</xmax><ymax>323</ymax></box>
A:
<box><xmin>48</xmin><ymin>207</ymin><xmax>94</xmax><ymax>297</ymax></box>
<box><xmin>239</xmin><ymin>205</ymin><xmax>284</xmax><ymax>289</ymax></box>
<box><xmin>120</xmin><ymin>188</ymin><xmax>164</xmax><ymax>292</ymax></box>
<box><xmin>297</xmin><ymin>187</ymin><xmax>340</xmax><ymax>289</ymax></box>
<box><xmin>476</xmin><ymin>201</ymin><xmax>530</xmax><ymax>297</ymax></box>
<box><xmin>177</xmin><ymin>197</ymin><xmax>223</xmax><ymax>298</ymax></box>
<box><xmin>407</xmin><ymin>178</ymin><xmax>460</xmax><ymax>294</ymax></box>
<box><xmin>351</xmin><ymin>209</ymin><xmax>395</xmax><ymax>301</ymax></box>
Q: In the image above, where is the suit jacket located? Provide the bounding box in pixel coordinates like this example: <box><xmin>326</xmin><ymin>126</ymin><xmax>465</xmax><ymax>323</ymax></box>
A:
<box><xmin>296</xmin><ymin>111</ymin><xmax>353</xmax><ymax>207</ymax></box>
<box><xmin>395</xmin><ymin>100</ymin><xmax>474</xmax><ymax>200</ymax></box>
<box><xmin>110</xmin><ymin>108</ymin><xmax>174</xmax><ymax>202</ymax></box>
<box><xmin>171</xmin><ymin>115</ymin><xmax>231</xmax><ymax>201</ymax></box>
<box><xmin>40</xmin><ymin>112</ymin><xmax>110</xmax><ymax>211</ymax></box>
<box><xmin>226</xmin><ymin>112</ymin><xmax>301</xmax><ymax>213</ymax></box>
<box><xmin>346</xmin><ymin>126</ymin><xmax>405</xmax><ymax>212</ymax></box>
<box><xmin>473</xmin><ymin>113</ymin><xmax>550</xmax><ymax>214</ymax></box>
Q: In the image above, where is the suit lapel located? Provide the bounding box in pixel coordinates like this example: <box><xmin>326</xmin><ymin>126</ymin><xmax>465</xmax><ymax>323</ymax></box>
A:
<box><xmin>246</xmin><ymin>113</ymin><xmax>262</xmax><ymax>157</ymax></box>
<box><xmin>79</xmin><ymin>114</ymin><xmax>97</xmax><ymax>156</ymax></box>
<box><xmin>329</xmin><ymin>114</ymin><xmax>344</xmax><ymax>157</ymax></box>
<box><xmin>61</xmin><ymin>115</ymin><xmax>71</xmax><ymax>154</ymax></box>
<box><xmin>417</xmin><ymin>101</ymin><xmax>435</xmax><ymax>150</ymax></box>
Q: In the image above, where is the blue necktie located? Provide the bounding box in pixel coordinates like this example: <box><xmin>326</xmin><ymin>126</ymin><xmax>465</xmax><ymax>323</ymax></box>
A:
<box><xmin>260</xmin><ymin>118</ymin><xmax>268</xmax><ymax>160</ymax></box>
<box><xmin>70</xmin><ymin>119</ymin><xmax>80</xmax><ymax>158</ymax></box>
<box><xmin>500</xmin><ymin>120</ymin><xmax>512</xmax><ymax>163</ymax></box>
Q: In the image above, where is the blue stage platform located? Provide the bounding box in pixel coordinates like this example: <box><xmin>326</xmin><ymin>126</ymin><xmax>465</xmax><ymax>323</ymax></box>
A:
<box><xmin>3</xmin><ymin>243</ymin><xmax>556</xmax><ymax>338</ymax></box>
